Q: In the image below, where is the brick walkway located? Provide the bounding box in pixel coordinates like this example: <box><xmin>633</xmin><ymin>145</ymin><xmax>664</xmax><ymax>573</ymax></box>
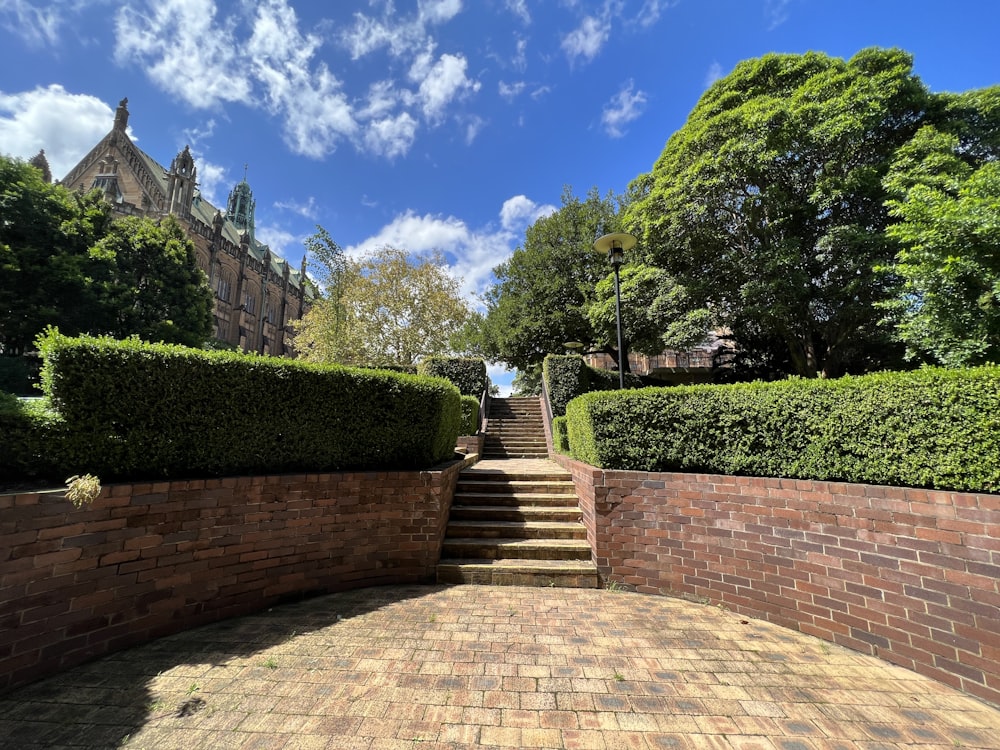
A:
<box><xmin>2</xmin><ymin>585</ymin><xmax>999</xmax><ymax>749</ymax></box>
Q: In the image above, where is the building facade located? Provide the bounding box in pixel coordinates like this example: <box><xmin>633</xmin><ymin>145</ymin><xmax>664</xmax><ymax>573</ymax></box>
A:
<box><xmin>59</xmin><ymin>99</ymin><xmax>314</xmax><ymax>356</ymax></box>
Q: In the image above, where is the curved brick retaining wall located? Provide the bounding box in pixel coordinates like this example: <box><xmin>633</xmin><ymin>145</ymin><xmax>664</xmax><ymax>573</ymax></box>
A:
<box><xmin>553</xmin><ymin>454</ymin><xmax>1000</xmax><ymax>707</ymax></box>
<box><xmin>0</xmin><ymin>456</ymin><xmax>472</xmax><ymax>693</ymax></box>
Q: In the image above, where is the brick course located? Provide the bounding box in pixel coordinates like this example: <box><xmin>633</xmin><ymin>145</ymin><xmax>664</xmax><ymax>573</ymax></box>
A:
<box><xmin>553</xmin><ymin>453</ymin><xmax>1000</xmax><ymax>707</ymax></box>
<box><xmin>0</xmin><ymin>456</ymin><xmax>472</xmax><ymax>693</ymax></box>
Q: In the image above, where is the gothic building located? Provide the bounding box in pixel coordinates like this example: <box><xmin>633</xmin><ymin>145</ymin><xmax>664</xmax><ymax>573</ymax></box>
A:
<box><xmin>59</xmin><ymin>99</ymin><xmax>314</xmax><ymax>356</ymax></box>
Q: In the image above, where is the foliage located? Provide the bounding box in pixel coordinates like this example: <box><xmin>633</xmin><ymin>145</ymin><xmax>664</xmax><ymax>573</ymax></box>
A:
<box><xmin>292</xmin><ymin>246</ymin><xmax>471</xmax><ymax>367</ymax></box>
<box><xmin>543</xmin><ymin>354</ymin><xmax>643</xmax><ymax>417</ymax></box>
<box><xmin>626</xmin><ymin>48</ymin><xmax>930</xmax><ymax>378</ymax></box>
<box><xmin>480</xmin><ymin>187</ymin><xmax>624</xmax><ymax>371</ymax></box>
<box><xmin>881</xmin><ymin>94</ymin><xmax>1000</xmax><ymax>365</ymax></box>
<box><xmin>419</xmin><ymin>357</ymin><xmax>487</xmax><ymax>396</ymax></box>
<box><xmin>64</xmin><ymin>474</ymin><xmax>102</xmax><ymax>507</ymax></box>
<box><xmin>587</xmin><ymin>263</ymin><xmax>712</xmax><ymax>357</ymax></box>
<box><xmin>4</xmin><ymin>330</ymin><xmax>461</xmax><ymax>483</ymax></box>
<box><xmin>0</xmin><ymin>155</ymin><xmax>111</xmax><ymax>354</ymax></box>
<box><xmin>564</xmin><ymin>366</ymin><xmax>1000</xmax><ymax>493</ymax></box>
<box><xmin>511</xmin><ymin>366</ymin><xmax>542</xmax><ymax>397</ymax></box>
<box><xmin>88</xmin><ymin>215</ymin><xmax>214</xmax><ymax>347</ymax></box>
<box><xmin>459</xmin><ymin>395</ymin><xmax>480</xmax><ymax>435</ymax></box>
<box><xmin>552</xmin><ymin>415</ymin><xmax>570</xmax><ymax>454</ymax></box>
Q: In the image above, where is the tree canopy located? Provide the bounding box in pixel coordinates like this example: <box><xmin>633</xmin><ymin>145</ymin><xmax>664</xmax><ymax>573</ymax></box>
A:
<box><xmin>881</xmin><ymin>89</ymin><xmax>1000</xmax><ymax>366</ymax></box>
<box><xmin>479</xmin><ymin>187</ymin><xmax>632</xmax><ymax>371</ymax></box>
<box><xmin>1</xmin><ymin>155</ymin><xmax>212</xmax><ymax>355</ymax></box>
<box><xmin>291</xmin><ymin>243</ymin><xmax>472</xmax><ymax>366</ymax></box>
<box><xmin>626</xmin><ymin>47</ymin><xmax>931</xmax><ymax>378</ymax></box>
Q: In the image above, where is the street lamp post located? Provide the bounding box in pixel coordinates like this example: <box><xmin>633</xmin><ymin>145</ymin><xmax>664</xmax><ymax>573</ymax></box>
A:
<box><xmin>593</xmin><ymin>232</ymin><xmax>636</xmax><ymax>389</ymax></box>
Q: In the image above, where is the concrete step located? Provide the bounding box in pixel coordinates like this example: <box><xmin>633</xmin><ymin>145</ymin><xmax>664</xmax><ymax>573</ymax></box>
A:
<box><xmin>450</xmin><ymin>505</ymin><xmax>583</xmax><ymax>523</ymax></box>
<box><xmin>453</xmin><ymin>492</ymin><xmax>578</xmax><ymax>507</ymax></box>
<box><xmin>445</xmin><ymin>520</ymin><xmax>586</xmax><ymax>540</ymax></box>
<box><xmin>436</xmin><ymin>558</ymin><xmax>598</xmax><ymax>587</ymax></box>
<box><xmin>441</xmin><ymin>537</ymin><xmax>593</xmax><ymax>560</ymax></box>
<box><xmin>456</xmin><ymin>479</ymin><xmax>574</xmax><ymax>493</ymax></box>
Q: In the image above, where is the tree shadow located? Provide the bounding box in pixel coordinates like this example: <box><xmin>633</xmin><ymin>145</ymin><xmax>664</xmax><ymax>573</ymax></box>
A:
<box><xmin>0</xmin><ymin>583</ymin><xmax>450</xmax><ymax>749</ymax></box>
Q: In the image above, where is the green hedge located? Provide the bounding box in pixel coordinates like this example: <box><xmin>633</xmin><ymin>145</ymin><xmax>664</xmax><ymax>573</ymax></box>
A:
<box><xmin>1</xmin><ymin>332</ymin><xmax>462</xmax><ymax>483</ymax></box>
<box><xmin>565</xmin><ymin>366</ymin><xmax>1000</xmax><ymax>493</ymax></box>
<box><xmin>552</xmin><ymin>415</ymin><xmax>570</xmax><ymax>455</ymax></box>
<box><xmin>460</xmin><ymin>395</ymin><xmax>480</xmax><ymax>435</ymax></box>
<box><xmin>543</xmin><ymin>354</ymin><xmax>643</xmax><ymax>417</ymax></box>
<box><xmin>418</xmin><ymin>357</ymin><xmax>488</xmax><ymax>396</ymax></box>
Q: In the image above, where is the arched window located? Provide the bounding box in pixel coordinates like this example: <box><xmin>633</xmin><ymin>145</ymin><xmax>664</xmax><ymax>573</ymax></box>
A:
<box><xmin>216</xmin><ymin>272</ymin><xmax>233</xmax><ymax>303</ymax></box>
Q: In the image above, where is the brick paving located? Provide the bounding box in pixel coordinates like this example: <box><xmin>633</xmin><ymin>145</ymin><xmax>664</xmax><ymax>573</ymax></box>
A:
<box><xmin>2</xmin><ymin>584</ymin><xmax>999</xmax><ymax>749</ymax></box>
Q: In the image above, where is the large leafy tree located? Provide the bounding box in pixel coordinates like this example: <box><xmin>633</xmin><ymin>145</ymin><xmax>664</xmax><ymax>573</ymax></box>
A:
<box><xmin>292</xmin><ymin>245</ymin><xmax>471</xmax><ymax>366</ymax></box>
<box><xmin>88</xmin><ymin>215</ymin><xmax>214</xmax><ymax>348</ymax></box>
<box><xmin>881</xmin><ymin>89</ymin><xmax>1000</xmax><ymax>365</ymax></box>
<box><xmin>0</xmin><ymin>155</ymin><xmax>111</xmax><ymax>354</ymax></box>
<box><xmin>626</xmin><ymin>47</ymin><xmax>930</xmax><ymax>378</ymax></box>
<box><xmin>480</xmin><ymin>187</ymin><xmax>625</xmax><ymax>371</ymax></box>
<box><xmin>1</xmin><ymin>155</ymin><xmax>214</xmax><ymax>354</ymax></box>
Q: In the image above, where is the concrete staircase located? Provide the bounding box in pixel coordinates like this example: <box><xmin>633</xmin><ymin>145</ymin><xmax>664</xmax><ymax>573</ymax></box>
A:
<box><xmin>482</xmin><ymin>397</ymin><xmax>548</xmax><ymax>459</ymax></box>
<box><xmin>437</xmin><ymin>397</ymin><xmax>598</xmax><ymax>588</ymax></box>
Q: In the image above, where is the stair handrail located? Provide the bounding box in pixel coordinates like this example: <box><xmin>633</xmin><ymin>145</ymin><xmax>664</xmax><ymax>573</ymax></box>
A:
<box><xmin>479</xmin><ymin>380</ymin><xmax>490</xmax><ymax>434</ymax></box>
<box><xmin>539</xmin><ymin>375</ymin><xmax>555</xmax><ymax>457</ymax></box>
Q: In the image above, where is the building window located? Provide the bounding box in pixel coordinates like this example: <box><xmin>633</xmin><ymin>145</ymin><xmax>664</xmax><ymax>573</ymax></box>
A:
<box><xmin>217</xmin><ymin>275</ymin><xmax>232</xmax><ymax>302</ymax></box>
<box><xmin>243</xmin><ymin>292</ymin><xmax>256</xmax><ymax>315</ymax></box>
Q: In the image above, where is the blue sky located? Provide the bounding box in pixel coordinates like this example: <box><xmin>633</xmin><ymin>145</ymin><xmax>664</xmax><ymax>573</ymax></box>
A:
<box><xmin>2</xmin><ymin>0</ymin><xmax>999</xmax><ymax>394</ymax></box>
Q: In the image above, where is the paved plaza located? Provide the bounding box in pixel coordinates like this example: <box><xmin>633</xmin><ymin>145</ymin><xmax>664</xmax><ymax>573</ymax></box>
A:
<box><xmin>2</xmin><ymin>584</ymin><xmax>999</xmax><ymax>749</ymax></box>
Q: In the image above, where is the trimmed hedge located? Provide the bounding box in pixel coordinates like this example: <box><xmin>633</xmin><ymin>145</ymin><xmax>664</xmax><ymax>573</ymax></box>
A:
<box><xmin>543</xmin><ymin>354</ymin><xmax>643</xmax><ymax>417</ymax></box>
<box><xmin>565</xmin><ymin>366</ymin><xmax>1000</xmax><ymax>493</ymax></box>
<box><xmin>552</xmin><ymin>415</ymin><xmax>570</xmax><ymax>455</ymax></box>
<box><xmin>418</xmin><ymin>357</ymin><xmax>488</xmax><ymax>396</ymax></box>
<box><xmin>460</xmin><ymin>395</ymin><xmax>480</xmax><ymax>435</ymax></box>
<box><xmin>1</xmin><ymin>332</ymin><xmax>462</xmax><ymax>483</ymax></box>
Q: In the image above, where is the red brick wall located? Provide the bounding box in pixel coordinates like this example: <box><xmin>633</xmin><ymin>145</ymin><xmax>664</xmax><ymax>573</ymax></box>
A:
<box><xmin>0</xmin><ymin>457</ymin><xmax>472</xmax><ymax>693</ymax></box>
<box><xmin>554</xmin><ymin>454</ymin><xmax>1000</xmax><ymax>707</ymax></box>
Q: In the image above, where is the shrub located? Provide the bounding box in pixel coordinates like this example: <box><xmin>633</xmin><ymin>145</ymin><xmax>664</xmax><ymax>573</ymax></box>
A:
<box><xmin>418</xmin><ymin>357</ymin><xmax>487</xmax><ymax>396</ymax></box>
<box><xmin>565</xmin><ymin>366</ymin><xmax>1000</xmax><ymax>493</ymax></box>
<box><xmin>16</xmin><ymin>331</ymin><xmax>461</xmax><ymax>482</ymax></box>
<box><xmin>460</xmin><ymin>395</ymin><xmax>480</xmax><ymax>435</ymax></box>
<box><xmin>552</xmin><ymin>415</ymin><xmax>570</xmax><ymax>454</ymax></box>
<box><xmin>543</xmin><ymin>354</ymin><xmax>643</xmax><ymax>417</ymax></box>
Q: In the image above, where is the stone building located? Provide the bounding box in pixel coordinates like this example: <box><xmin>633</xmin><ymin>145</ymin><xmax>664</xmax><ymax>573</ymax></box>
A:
<box><xmin>59</xmin><ymin>98</ymin><xmax>314</xmax><ymax>356</ymax></box>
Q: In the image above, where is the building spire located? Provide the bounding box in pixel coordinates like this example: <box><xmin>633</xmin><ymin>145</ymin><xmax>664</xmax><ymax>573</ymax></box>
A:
<box><xmin>113</xmin><ymin>97</ymin><xmax>129</xmax><ymax>132</ymax></box>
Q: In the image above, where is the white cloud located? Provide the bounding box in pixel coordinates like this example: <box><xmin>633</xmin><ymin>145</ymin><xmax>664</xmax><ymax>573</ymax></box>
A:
<box><xmin>113</xmin><ymin>0</ymin><xmax>474</xmax><ymax>160</ymax></box>
<box><xmin>347</xmin><ymin>195</ymin><xmax>555</xmax><ymax>303</ymax></box>
<box><xmin>601</xmin><ymin>79</ymin><xmax>647</xmax><ymax>138</ymax></box>
<box><xmin>0</xmin><ymin>85</ymin><xmax>115</xmax><ymax>178</ymax></box>
<box><xmin>255</xmin><ymin>225</ymin><xmax>301</xmax><ymax>259</ymax></box>
<box><xmin>192</xmin><ymin>157</ymin><xmax>228</xmax><ymax>206</ymax></box>
<box><xmin>463</xmin><ymin>115</ymin><xmax>487</xmax><ymax>145</ymax></box>
<box><xmin>0</xmin><ymin>0</ymin><xmax>64</xmax><ymax>46</ymax></box>
<box><xmin>705</xmin><ymin>61</ymin><xmax>723</xmax><ymax>87</ymax></box>
<box><xmin>418</xmin><ymin>0</ymin><xmax>462</xmax><ymax>25</ymax></box>
<box><xmin>364</xmin><ymin>112</ymin><xmax>419</xmax><ymax>159</ymax></box>
<box><xmin>274</xmin><ymin>196</ymin><xmax>319</xmax><ymax>220</ymax></box>
<box><xmin>765</xmin><ymin>0</ymin><xmax>792</xmax><ymax>29</ymax></box>
<box><xmin>411</xmin><ymin>51</ymin><xmax>480</xmax><ymax>123</ymax></box>
<box><xmin>488</xmin><ymin>362</ymin><xmax>515</xmax><ymax>396</ymax></box>
<box><xmin>633</xmin><ymin>0</ymin><xmax>674</xmax><ymax>28</ymax></box>
<box><xmin>115</xmin><ymin>0</ymin><xmax>252</xmax><ymax>108</ymax></box>
<box><xmin>500</xmin><ymin>195</ymin><xmax>555</xmax><ymax>232</ymax></box>
<box><xmin>499</xmin><ymin>81</ymin><xmax>526</xmax><ymax>101</ymax></box>
<box><xmin>561</xmin><ymin>15</ymin><xmax>608</xmax><ymax>65</ymax></box>
<box><xmin>505</xmin><ymin>0</ymin><xmax>530</xmax><ymax>24</ymax></box>
<box><xmin>512</xmin><ymin>37</ymin><xmax>528</xmax><ymax>72</ymax></box>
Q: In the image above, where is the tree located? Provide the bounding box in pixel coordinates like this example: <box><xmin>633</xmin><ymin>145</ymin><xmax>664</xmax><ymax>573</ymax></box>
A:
<box><xmin>626</xmin><ymin>48</ymin><xmax>929</xmax><ymax>378</ymax></box>
<box><xmin>0</xmin><ymin>155</ymin><xmax>111</xmax><ymax>354</ymax></box>
<box><xmin>480</xmin><ymin>187</ymin><xmax>625</xmax><ymax>371</ymax></box>
<box><xmin>291</xmin><ymin>245</ymin><xmax>472</xmax><ymax>366</ymax></box>
<box><xmin>587</xmin><ymin>263</ymin><xmax>711</xmax><ymax>358</ymax></box>
<box><xmin>88</xmin><ymin>215</ymin><xmax>214</xmax><ymax>347</ymax></box>
<box><xmin>881</xmin><ymin>98</ymin><xmax>1000</xmax><ymax>366</ymax></box>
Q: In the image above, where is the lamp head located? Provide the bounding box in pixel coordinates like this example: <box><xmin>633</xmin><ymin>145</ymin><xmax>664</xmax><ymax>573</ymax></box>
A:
<box><xmin>593</xmin><ymin>232</ymin><xmax>636</xmax><ymax>268</ymax></box>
